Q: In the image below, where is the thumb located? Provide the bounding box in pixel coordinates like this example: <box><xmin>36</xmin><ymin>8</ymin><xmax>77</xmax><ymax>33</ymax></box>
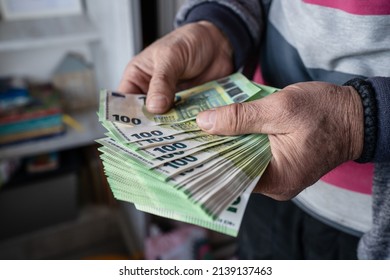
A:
<box><xmin>196</xmin><ymin>100</ymin><xmax>281</xmax><ymax>135</ymax></box>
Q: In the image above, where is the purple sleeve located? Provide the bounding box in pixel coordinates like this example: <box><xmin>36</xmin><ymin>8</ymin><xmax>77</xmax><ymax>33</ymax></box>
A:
<box><xmin>369</xmin><ymin>77</ymin><xmax>390</xmax><ymax>162</ymax></box>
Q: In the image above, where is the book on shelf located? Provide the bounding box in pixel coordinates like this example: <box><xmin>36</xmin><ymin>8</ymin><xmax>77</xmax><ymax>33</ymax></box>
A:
<box><xmin>0</xmin><ymin>114</ymin><xmax>63</xmax><ymax>135</ymax></box>
<box><xmin>0</xmin><ymin>80</ymin><xmax>65</xmax><ymax>146</ymax></box>
<box><xmin>0</xmin><ymin>126</ymin><xmax>64</xmax><ymax>146</ymax></box>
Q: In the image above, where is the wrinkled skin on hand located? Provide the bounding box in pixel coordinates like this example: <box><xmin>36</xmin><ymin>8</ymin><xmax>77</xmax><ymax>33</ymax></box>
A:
<box><xmin>196</xmin><ymin>82</ymin><xmax>364</xmax><ymax>200</ymax></box>
<box><xmin>118</xmin><ymin>21</ymin><xmax>364</xmax><ymax>202</ymax></box>
<box><xmin>118</xmin><ymin>21</ymin><xmax>234</xmax><ymax>114</ymax></box>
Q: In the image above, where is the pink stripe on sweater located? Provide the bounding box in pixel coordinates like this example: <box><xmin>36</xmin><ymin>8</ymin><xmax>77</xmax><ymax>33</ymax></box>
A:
<box><xmin>303</xmin><ymin>0</ymin><xmax>390</xmax><ymax>15</ymax></box>
<box><xmin>321</xmin><ymin>161</ymin><xmax>373</xmax><ymax>194</ymax></box>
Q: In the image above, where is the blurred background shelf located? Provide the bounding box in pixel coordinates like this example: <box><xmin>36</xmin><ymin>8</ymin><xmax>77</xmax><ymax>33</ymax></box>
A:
<box><xmin>0</xmin><ymin>109</ymin><xmax>105</xmax><ymax>159</ymax></box>
<box><xmin>0</xmin><ymin>0</ymin><xmax>142</xmax><ymax>158</ymax></box>
<box><xmin>0</xmin><ymin>0</ymin><xmax>222</xmax><ymax>260</ymax></box>
<box><xmin>0</xmin><ymin>15</ymin><xmax>99</xmax><ymax>52</ymax></box>
<box><xmin>0</xmin><ymin>0</ymin><xmax>147</xmax><ymax>260</ymax></box>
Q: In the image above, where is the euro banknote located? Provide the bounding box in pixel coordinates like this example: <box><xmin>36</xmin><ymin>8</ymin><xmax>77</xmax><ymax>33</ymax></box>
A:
<box><xmin>99</xmin><ymin>72</ymin><xmax>261</xmax><ymax>126</ymax></box>
<box><xmin>96</xmin><ymin>73</ymin><xmax>278</xmax><ymax>236</ymax></box>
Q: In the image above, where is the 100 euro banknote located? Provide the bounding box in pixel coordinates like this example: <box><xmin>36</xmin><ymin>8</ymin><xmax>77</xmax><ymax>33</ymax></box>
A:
<box><xmin>96</xmin><ymin>73</ymin><xmax>279</xmax><ymax>236</ymax></box>
<box><xmin>99</xmin><ymin>73</ymin><xmax>261</xmax><ymax>126</ymax></box>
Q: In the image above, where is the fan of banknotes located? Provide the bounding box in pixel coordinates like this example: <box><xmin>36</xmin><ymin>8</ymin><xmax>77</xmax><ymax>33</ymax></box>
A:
<box><xmin>96</xmin><ymin>73</ymin><xmax>278</xmax><ymax>237</ymax></box>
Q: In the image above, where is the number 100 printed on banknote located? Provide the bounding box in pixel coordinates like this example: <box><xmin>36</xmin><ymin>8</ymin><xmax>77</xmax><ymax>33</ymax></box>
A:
<box><xmin>96</xmin><ymin>72</ymin><xmax>279</xmax><ymax>236</ymax></box>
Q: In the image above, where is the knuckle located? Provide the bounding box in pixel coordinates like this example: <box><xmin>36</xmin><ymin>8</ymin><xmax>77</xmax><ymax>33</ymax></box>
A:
<box><xmin>227</xmin><ymin>103</ymin><xmax>244</xmax><ymax>133</ymax></box>
<box><xmin>278</xmin><ymin>92</ymin><xmax>298</xmax><ymax>114</ymax></box>
<box><xmin>221</xmin><ymin>103</ymin><xmax>258</xmax><ymax>134</ymax></box>
<box><xmin>272</xmin><ymin>91</ymin><xmax>309</xmax><ymax>125</ymax></box>
<box><xmin>244</xmin><ymin>103</ymin><xmax>260</xmax><ymax>129</ymax></box>
<box><xmin>123</xmin><ymin>62</ymin><xmax>139</xmax><ymax>78</ymax></box>
<box><xmin>281</xmin><ymin>85</ymin><xmax>312</xmax><ymax>111</ymax></box>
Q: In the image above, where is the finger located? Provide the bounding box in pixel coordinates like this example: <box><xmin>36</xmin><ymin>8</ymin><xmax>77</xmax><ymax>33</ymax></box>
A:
<box><xmin>117</xmin><ymin>79</ymin><xmax>145</xmax><ymax>94</ymax></box>
<box><xmin>146</xmin><ymin>70</ymin><xmax>178</xmax><ymax>114</ymax></box>
<box><xmin>146</xmin><ymin>51</ymin><xmax>185</xmax><ymax>114</ymax></box>
<box><xmin>196</xmin><ymin>100</ymin><xmax>281</xmax><ymax>135</ymax></box>
<box><xmin>117</xmin><ymin>64</ymin><xmax>150</xmax><ymax>94</ymax></box>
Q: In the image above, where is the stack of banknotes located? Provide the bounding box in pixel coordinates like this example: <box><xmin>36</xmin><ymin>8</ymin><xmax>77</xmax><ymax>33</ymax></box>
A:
<box><xmin>97</xmin><ymin>73</ymin><xmax>278</xmax><ymax>236</ymax></box>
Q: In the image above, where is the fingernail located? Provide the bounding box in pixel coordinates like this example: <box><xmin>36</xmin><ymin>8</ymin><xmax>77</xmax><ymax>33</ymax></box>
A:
<box><xmin>197</xmin><ymin>110</ymin><xmax>216</xmax><ymax>130</ymax></box>
<box><xmin>147</xmin><ymin>95</ymin><xmax>168</xmax><ymax>112</ymax></box>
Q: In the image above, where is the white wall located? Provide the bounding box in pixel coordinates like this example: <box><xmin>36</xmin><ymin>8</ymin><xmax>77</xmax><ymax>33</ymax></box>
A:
<box><xmin>86</xmin><ymin>0</ymin><xmax>142</xmax><ymax>90</ymax></box>
<box><xmin>0</xmin><ymin>44</ymin><xmax>91</xmax><ymax>82</ymax></box>
<box><xmin>0</xmin><ymin>0</ymin><xmax>145</xmax><ymax>250</ymax></box>
<box><xmin>0</xmin><ymin>0</ymin><xmax>142</xmax><ymax>90</ymax></box>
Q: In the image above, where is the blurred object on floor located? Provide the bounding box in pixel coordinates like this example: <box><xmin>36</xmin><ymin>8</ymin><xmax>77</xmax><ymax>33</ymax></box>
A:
<box><xmin>0</xmin><ymin>148</ymin><xmax>82</xmax><ymax>241</ymax></box>
<box><xmin>0</xmin><ymin>158</ymin><xmax>21</xmax><ymax>190</ymax></box>
<box><xmin>145</xmin><ymin>215</ymin><xmax>239</xmax><ymax>260</ymax></box>
<box><xmin>0</xmin><ymin>206</ymin><xmax>139</xmax><ymax>260</ymax></box>
<box><xmin>208</xmin><ymin>229</ymin><xmax>238</xmax><ymax>260</ymax></box>
<box><xmin>26</xmin><ymin>152</ymin><xmax>59</xmax><ymax>173</ymax></box>
<box><xmin>146</xmin><ymin>222</ymin><xmax>212</xmax><ymax>260</ymax></box>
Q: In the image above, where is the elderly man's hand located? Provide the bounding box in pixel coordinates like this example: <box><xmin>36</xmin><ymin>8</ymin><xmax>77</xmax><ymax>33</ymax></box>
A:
<box><xmin>196</xmin><ymin>82</ymin><xmax>364</xmax><ymax>200</ymax></box>
<box><xmin>118</xmin><ymin>21</ymin><xmax>233</xmax><ymax>114</ymax></box>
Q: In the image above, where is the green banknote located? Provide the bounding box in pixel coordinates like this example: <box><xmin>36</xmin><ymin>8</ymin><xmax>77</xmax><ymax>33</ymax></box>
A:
<box><xmin>99</xmin><ymin>134</ymin><xmax>270</xmax><ymax>221</ymax></box>
<box><xmin>101</xmin><ymin>120</ymin><xmax>202</xmax><ymax>144</ymax></box>
<box><xmin>99</xmin><ymin>72</ymin><xmax>261</xmax><ymax>126</ymax></box>
<box><xmin>96</xmin><ymin>73</ymin><xmax>279</xmax><ymax>236</ymax></box>
<box><xmin>134</xmin><ymin>180</ymin><xmax>257</xmax><ymax>237</ymax></box>
<box><xmin>97</xmin><ymin>134</ymin><xmax>253</xmax><ymax>180</ymax></box>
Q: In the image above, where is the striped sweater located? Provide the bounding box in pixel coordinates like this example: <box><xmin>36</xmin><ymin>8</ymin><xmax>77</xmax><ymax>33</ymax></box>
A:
<box><xmin>175</xmin><ymin>0</ymin><xmax>390</xmax><ymax>259</ymax></box>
